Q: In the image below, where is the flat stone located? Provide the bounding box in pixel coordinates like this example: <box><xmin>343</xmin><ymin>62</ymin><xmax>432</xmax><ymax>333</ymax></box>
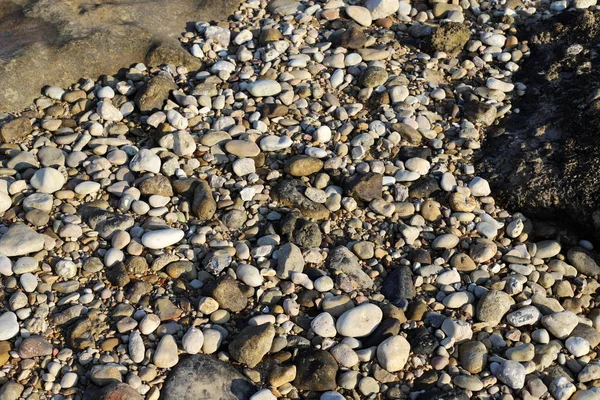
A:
<box><xmin>17</xmin><ymin>335</ymin><xmax>52</xmax><ymax>358</ymax></box>
<box><xmin>0</xmin><ymin>224</ymin><xmax>44</xmax><ymax>257</ymax></box>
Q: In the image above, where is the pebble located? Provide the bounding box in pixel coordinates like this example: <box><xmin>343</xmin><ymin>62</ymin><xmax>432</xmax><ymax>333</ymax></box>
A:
<box><xmin>377</xmin><ymin>335</ymin><xmax>410</xmax><ymax>372</ymax></box>
<box><xmin>30</xmin><ymin>168</ymin><xmax>65</xmax><ymax>193</ymax></box>
<box><xmin>0</xmin><ymin>312</ymin><xmax>19</xmax><ymax>340</ymax></box>
<box><xmin>247</xmin><ymin>80</ymin><xmax>282</xmax><ymax>97</ymax></box>
<box><xmin>153</xmin><ymin>334</ymin><xmax>179</xmax><ymax>368</ymax></box>
<box><xmin>141</xmin><ymin>228</ymin><xmax>184</xmax><ymax>249</ymax></box>
<box><xmin>336</xmin><ymin>303</ymin><xmax>382</xmax><ymax>338</ymax></box>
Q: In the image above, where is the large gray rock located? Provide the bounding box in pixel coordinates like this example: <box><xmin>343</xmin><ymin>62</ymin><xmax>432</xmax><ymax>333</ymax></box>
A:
<box><xmin>160</xmin><ymin>354</ymin><xmax>256</xmax><ymax>400</ymax></box>
<box><xmin>0</xmin><ymin>0</ymin><xmax>240</xmax><ymax>113</ymax></box>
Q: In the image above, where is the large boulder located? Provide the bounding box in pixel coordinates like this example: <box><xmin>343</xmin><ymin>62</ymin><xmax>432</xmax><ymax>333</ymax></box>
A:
<box><xmin>0</xmin><ymin>0</ymin><xmax>240</xmax><ymax>113</ymax></box>
<box><xmin>477</xmin><ymin>11</ymin><xmax>600</xmax><ymax>240</ymax></box>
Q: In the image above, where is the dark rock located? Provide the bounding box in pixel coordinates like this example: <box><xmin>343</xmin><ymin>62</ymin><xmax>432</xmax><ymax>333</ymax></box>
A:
<box><xmin>409</xmin><ymin>177</ymin><xmax>441</xmax><ymax>198</ymax></box>
<box><xmin>381</xmin><ymin>266</ymin><xmax>415</xmax><ymax>302</ymax></box>
<box><xmin>138</xmin><ymin>175</ymin><xmax>173</xmax><ymax>196</ymax></box>
<box><xmin>330</xmin><ymin>25</ymin><xmax>367</xmax><ymax>49</ymax></box>
<box><xmin>430</xmin><ymin>22</ymin><xmax>471</xmax><ymax>54</ymax></box>
<box><xmin>160</xmin><ymin>354</ymin><xmax>256</xmax><ymax>400</ymax></box>
<box><xmin>192</xmin><ymin>180</ymin><xmax>216</xmax><ymax>220</ymax></box>
<box><xmin>280</xmin><ymin>212</ymin><xmax>322</xmax><ymax>248</ymax></box>
<box><xmin>406</xmin><ymin>327</ymin><xmax>438</xmax><ymax>355</ymax></box>
<box><xmin>541</xmin><ymin>365</ymin><xmax>575</xmax><ymax>386</ymax></box>
<box><xmin>106</xmin><ymin>262</ymin><xmax>130</xmax><ymax>287</ymax></box>
<box><xmin>362</xmin><ymin>318</ymin><xmax>401</xmax><ymax>348</ymax></box>
<box><xmin>398</xmin><ymin>146</ymin><xmax>432</xmax><ymax>161</ymax></box>
<box><xmin>25</xmin><ymin>209</ymin><xmax>50</xmax><ymax>227</ymax></box>
<box><xmin>0</xmin><ymin>0</ymin><xmax>240</xmax><ymax>113</ymax></box>
<box><xmin>271</xmin><ymin>179</ymin><xmax>330</xmax><ymax>220</ymax></box>
<box><xmin>172</xmin><ymin>178</ymin><xmax>200</xmax><ymax>197</ymax></box>
<box><xmin>95</xmin><ymin>214</ymin><xmax>135</xmax><ymax>240</ymax></box>
<box><xmin>408</xmin><ymin>248</ymin><xmax>432</xmax><ymax>265</ymax></box>
<box><xmin>344</xmin><ymin>172</ymin><xmax>383</xmax><ymax>202</ymax></box>
<box><xmin>228</xmin><ymin>323</ymin><xmax>275</xmax><ymax>368</ymax></box>
<box><xmin>477</xmin><ymin>11</ymin><xmax>600</xmax><ymax>240</ymax></box>
<box><xmin>67</xmin><ymin>310</ymin><xmax>109</xmax><ymax>350</ymax></box>
<box><xmin>416</xmin><ymin>388</ymin><xmax>470</xmax><ymax>400</ymax></box>
<box><xmin>17</xmin><ymin>335</ymin><xmax>53</xmax><ymax>358</ymax></box>
<box><xmin>293</xmin><ymin>350</ymin><xmax>338</xmax><ymax>391</ymax></box>
<box><xmin>125</xmin><ymin>256</ymin><xmax>148</xmax><ymax>276</ymax></box>
<box><xmin>134</xmin><ymin>75</ymin><xmax>177</xmax><ymax>113</ymax></box>
<box><xmin>567</xmin><ymin>247</ymin><xmax>600</xmax><ymax>277</ymax></box>
<box><xmin>261</xmin><ymin>103</ymin><xmax>288</xmax><ymax>118</ymax></box>
<box><xmin>413</xmin><ymin>370</ymin><xmax>439</xmax><ymax>391</ymax></box>
<box><xmin>203</xmin><ymin>275</ymin><xmax>247</xmax><ymax>313</ymax></box>
<box><xmin>327</xmin><ymin>246</ymin><xmax>374</xmax><ymax>290</ymax></box>
<box><xmin>0</xmin><ymin>117</ymin><xmax>32</xmax><ymax>143</ymax></box>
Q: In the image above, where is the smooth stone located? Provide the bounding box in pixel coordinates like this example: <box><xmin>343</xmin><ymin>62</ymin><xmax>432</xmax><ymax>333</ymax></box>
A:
<box><xmin>141</xmin><ymin>228</ymin><xmax>184</xmax><ymax>249</ymax></box>
<box><xmin>345</xmin><ymin>6</ymin><xmax>372</xmax><ymax>26</ymax></box>
<box><xmin>377</xmin><ymin>335</ymin><xmax>410</xmax><ymax>372</ymax></box>
<box><xmin>153</xmin><ymin>334</ymin><xmax>179</xmax><ymax>368</ymax></box>
<box><xmin>0</xmin><ymin>312</ymin><xmax>19</xmax><ymax>340</ymax></box>
<box><xmin>30</xmin><ymin>167</ymin><xmax>65</xmax><ymax>193</ymax></box>
<box><xmin>336</xmin><ymin>303</ymin><xmax>382</xmax><ymax>338</ymax></box>
<box><xmin>247</xmin><ymin>80</ymin><xmax>282</xmax><ymax>97</ymax></box>
<box><xmin>0</xmin><ymin>224</ymin><xmax>45</xmax><ymax>257</ymax></box>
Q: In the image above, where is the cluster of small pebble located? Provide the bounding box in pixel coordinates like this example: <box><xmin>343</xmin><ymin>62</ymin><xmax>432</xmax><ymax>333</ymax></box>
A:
<box><xmin>0</xmin><ymin>0</ymin><xmax>599</xmax><ymax>399</ymax></box>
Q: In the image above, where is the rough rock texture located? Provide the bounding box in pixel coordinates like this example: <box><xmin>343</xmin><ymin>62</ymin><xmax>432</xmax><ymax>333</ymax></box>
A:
<box><xmin>477</xmin><ymin>11</ymin><xmax>600</xmax><ymax>240</ymax></box>
<box><xmin>0</xmin><ymin>0</ymin><xmax>241</xmax><ymax>113</ymax></box>
<box><xmin>160</xmin><ymin>354</ymin><xmax>256</xmax><ymax>400</ymax></box>
<box><xmin>429</xmin><ymin>22</ymin><xmax>471</xmax><ymax>54</ymax></box>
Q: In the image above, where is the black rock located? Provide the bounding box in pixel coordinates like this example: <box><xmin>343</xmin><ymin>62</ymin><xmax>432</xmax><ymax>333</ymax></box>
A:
<box><xmin>381</xmin><ymin>266</ymin><xmax>415</xmax><ymax>302</ymax></box>
<box><xmin>160</xmin><ymin>354</ymin><xmax>256</xmax><ymax>400</ymax></box>
<box><xmin>293</xmin><ymin>350</ymin><xmax>339</xmax><ymax>391</ymax></box>
<box><xmin>413</xmin><ymin>370</ymin><xmax>439</xmax><ymax>391</ymax></box>
<box><xmin>106</xmin><ymin>262</ymin><xmax>130</xmax><ymax>287</ymax></box>
<box><xmin>409</xmin><ymin>177</ymin><xmax>441</xmax><ymax>199</ymax></box>
<box><xmin>330</xmin><ymin>25</ymin><xmax>367</xmax><ymax>49</ymax></box>
<box><xmin>417</xmin><ymin>388</ymin><xmax>469</xmax><ymax>400</ymax></box>
<box><xmin>398</xmin><ymin>146</ymin><xmax>432</xmax><ymax>162</ymax></box>
<box><xmin>406</xmin><ymin>327</ymin><xmax>439</xmax><ymax>355</ymax></box>
<box><xmin>408</xmin><ymin>248</ymin><xmax>432</xmax><ymax>265</ymax></box>
<box><xmin>362</xmin><ymin>318</ymin><xmax>402</xmax><ymax>348</ymax></box>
